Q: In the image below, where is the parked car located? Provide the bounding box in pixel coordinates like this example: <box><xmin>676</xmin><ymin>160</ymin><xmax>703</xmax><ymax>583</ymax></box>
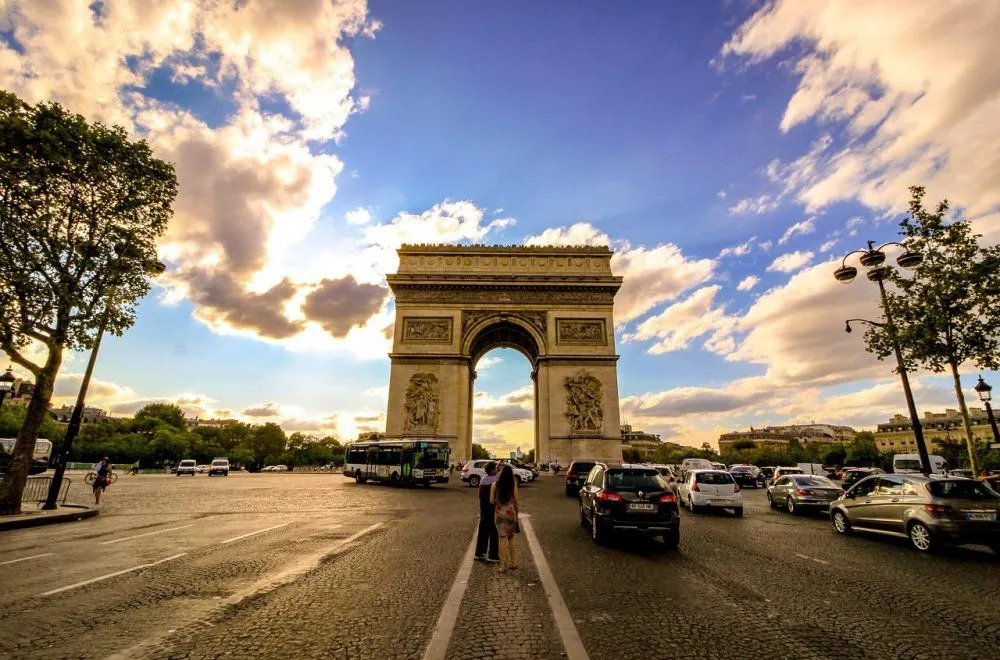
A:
<box><xmin>461</xmin><ymin>460</ymin><xmax>532</xmax><ymax>488</ymax></box>
<box><xmin>176</xmin><ymin>459</ymin><xmax>197</xmax><ymax>476</ymax></box>
<box><xmin>678</xmin><ymin>469</ymin><xmax>743</xmax><ymax>516</ymax></box>
<box><xmin>196</xmin><ymin>464</ymin><xmax>210</xmax><ymax>473</ymax></box>
<box><xmin>729</xmin><ymin>465</ymin><xmax>763</xmax><ymax>488</ymax></box>
<box><xmin>840</xmin><ymin>467</ymin><xmax>883</xmax><ymax>489</ymax></box>
<box><xmin>711</xmin><ymin>462</ymin><xmax>727</xmax><ymax>471</ymax></box>
<box><xmin>679</xmin><ymin>458</ymin><xmax>714</xmax><ymax>479</ymax></box>
<box><xmin>767</xmin><ymin>474</ymin><xmax>843</xmax><ymax>514</ymax></box>
<box><xmin>759</xmin><ymin>466</ymin><xmax>776</xmax><ymax>483</ymax></box>
<box><xmin>501</xmin><ymin>459</ymin><xmax>538</xmax><ymax>480</ymax></box>
<box><xmin>578</xmin><ymin>463</ymin><xmax>680</xmax><ymax>549</ymax></box>
<box><xmin>831</xmin><ymin>474</ymin><xmax>1000</xmax><ymax>553</ymax></box>
<box><xmin>771</xmin><ymin>467</ymin><xmax>804</xmax><ymax>484</ymax></box>
<box><xmin>208</xmin><ymin>458</ymin><xmax>230</xmax><ymax>477</ymax></box>
<box><xmin>565</xmin><ymin>460</ymin><xmax>597</xmax><ymax>496</ymax></box>
<box><xmin>893</xmin><ymin>453</ymin><xmax>949</xmax><ymax>475</ymax></box>
<box><xmin>947</xmin><ymin>469</ymin><xmax>975</xmax><ymax>479</ymax></box>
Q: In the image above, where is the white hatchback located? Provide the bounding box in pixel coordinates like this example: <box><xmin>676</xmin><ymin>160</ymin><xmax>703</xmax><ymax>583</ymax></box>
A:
<box><xmin>461</xmin><ymin>460</ymin><xmax>532</xmax><ymax>488</ymax></box>
<box><xmin>678</xmin><ymin>469</ymin><xmax>743</xmax><ymax>517</ymax></box>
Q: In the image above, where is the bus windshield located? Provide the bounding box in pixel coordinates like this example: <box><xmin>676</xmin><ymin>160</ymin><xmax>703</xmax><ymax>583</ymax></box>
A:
<box><xmin>415</xmin><ymin>444</ymin><xmax>449</xmax><ymax>469</ymax></box>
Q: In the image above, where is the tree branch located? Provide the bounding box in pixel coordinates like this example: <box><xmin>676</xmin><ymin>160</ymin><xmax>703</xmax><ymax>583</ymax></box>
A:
<box><xmin>0</xmin><ymin>342</ymin><xmax>43</xmax><ymax>377</ymax></box>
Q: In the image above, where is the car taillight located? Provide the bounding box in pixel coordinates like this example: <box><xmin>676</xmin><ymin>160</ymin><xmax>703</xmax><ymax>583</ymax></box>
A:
<box><xmin>796</xmin><ymin>488</ymin><xmax>809</xmax><ymax>495</ymax></box>
<box><xmin>691</xmin><ymin>482</ymin><xmax>700</xmax><ymax>492</ymax></box>
<box><xmin>659</xmin><ymin>493</ymin><xmax>677</xmax><ymax>503</ymax></box>
<box><xmin>733</xmin><ymin>483</ymin><xmax>740</xmax><ymax>493</ymax></box>
<box><xmin>924</xmin><ymin>503</ymin><xmax>956</xmax><ymax>516</ymax></box>
<box><xmin>597</xmin><ymin>491</ymin><xmax>623</xmax><ymax>502</ymax></box>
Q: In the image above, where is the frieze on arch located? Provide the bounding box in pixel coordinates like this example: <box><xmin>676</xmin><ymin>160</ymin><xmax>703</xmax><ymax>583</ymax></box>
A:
<box><xmin>393</xmin><ymin>285</ymin><xmax>619</xmax><ymax>306</ymax></box>
<box><xmin>404</xmin><ymin>373</ymin><xmax>440</xmax><ymax>432</ymax></box>
<box><xmin>564</xmin><ymin>370</ymin><xmax>604</xmax><ymax>433</ymax></box>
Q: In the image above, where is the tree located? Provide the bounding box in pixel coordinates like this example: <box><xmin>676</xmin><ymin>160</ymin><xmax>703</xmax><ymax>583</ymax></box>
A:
<box><xmin>865</xmin><ymin>186</ymin><xmax>1000</xmax><ymax>475</ymax></box>
<box><xmin>822</xmin><ymin>444</ymin><xmax>847</xmax><ymax>467</ymax></box>
<box><xmin>846</xmin><ymin>432</ymin><xmax>881</xmax><ymax>467</ymax></box>
<box><xmin>135</xmin><ymin>403</ymin><xmax>186</xmax><ymax>430</ymax></box>
<box><xmin>0</xmin><ymin>92</ymin><xmax>176</xmax><ymax>513</ymax></box>
<box><xmin>471</xmin><ymin>443</ymin><xmax>490</xmax><ymax>460</ymax></box>
<box><xmin>523</xmin><ymin>449</ymin><xmax>535</xmax><ymax>465</ymax></box>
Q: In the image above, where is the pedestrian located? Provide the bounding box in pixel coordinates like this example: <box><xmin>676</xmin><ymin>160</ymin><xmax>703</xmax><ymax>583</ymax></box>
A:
<box><xmin>490</xmin><ymin>464</ymin><xmax>520</xmax><ymax>573</ymax></box>
<box><xmin>474</xmin><ymin>462</ymin><xmax>500</xmax><ymax>563</ymax></box>
<box><xmin>92</xmin><ymin>456</ymin><xmax>113</xmax><ymax>506</ymax></box>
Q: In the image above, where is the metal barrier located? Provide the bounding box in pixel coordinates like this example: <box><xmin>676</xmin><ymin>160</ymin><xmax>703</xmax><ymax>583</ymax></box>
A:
<box><xmin>21</xmin><ymin>475</ymin><xmax>71</xmax><ymax>505</ymax></box>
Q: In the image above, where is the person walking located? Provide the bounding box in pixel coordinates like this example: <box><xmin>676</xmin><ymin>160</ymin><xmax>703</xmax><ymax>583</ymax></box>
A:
<box><xmin>490</xmin><ymin>464</ymin><xmax>520</xmax><ymax>573</ymax></box>
<box><xmin>92</xmin><ymin>456</ymin><xmax>113</xmax><ymax>506</ymax></box>
<box><xmin>474</xmin><ymin>462</ymin><xmax>500</xmax><ymax>562</ymax></box>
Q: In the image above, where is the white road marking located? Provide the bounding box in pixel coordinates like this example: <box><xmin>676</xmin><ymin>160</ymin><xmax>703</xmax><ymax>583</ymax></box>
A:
<box><xmin>795</xmin><ymin>552</ymin><xmax>830</xmax><ymax>565</ymax></box>
<box><xmin>521</xmin><ymin>514</ymin><xmax>589</xmax><ymax>660</ymax></box>
<box><xmin>39</xmin><ymin>553</ymin><xmax>187</xmax><ymax>597</ymax></box>
<box><xmin>219</xmin><ymin>522</ymin><xmax>290</xmax><ymax>544</ymax></box>
<box><xmin>422</xmin><ymin>528</ymin><xmax>478</xmax><ymax>660</ymax></box>
<box><xmin>0</xmin><ymin>552</ymin><xmax>54</xmax><ymax>566</ymax></box>
<box><xmin>101</xmin><ymin>524</ymin><xmax>193</xmax><ymax>545</ymax></box>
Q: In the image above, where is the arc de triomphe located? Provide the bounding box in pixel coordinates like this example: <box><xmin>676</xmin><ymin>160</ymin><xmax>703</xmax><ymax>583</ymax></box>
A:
<box><xmin>384</xmin><ymin>244</ymin><xmax>624</xmax><ymax>466</ymax></box>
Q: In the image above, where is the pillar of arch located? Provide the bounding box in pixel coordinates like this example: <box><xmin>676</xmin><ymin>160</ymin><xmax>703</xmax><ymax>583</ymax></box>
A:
<box><xmin>384</xmin><ymin>244</ymin><xmax>624</xmax><ymax>467</ymax></box>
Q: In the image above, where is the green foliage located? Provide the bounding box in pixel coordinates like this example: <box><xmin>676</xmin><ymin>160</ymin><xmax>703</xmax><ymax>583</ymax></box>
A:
<box><xmin>846</xmin><ymin>433</ymin><xmax>882</xmax><ymax>467</ymax></box>
<box><xmin>471</xmin><ymin>443</ymin><xmax>490</xmax><ymax>460</ymax></box>
<box><xmin>134</xmin><ymin>403</ymin><xmax>186</xmax><ymax>430</ymax></box>
<box><xmin>822</xmin><ymin>444</ymin><xmax>847</xmax><ymax>467</ymax></box>
<box><xmin>523</xmin><ymin>449</ymin><xmax>535</xmax><ymax>465</ymax></box>
<box><xmin>622</xmin><ymin>447</ymin><xmax>643</xmax><ymax>463</ymax></box>
<box><xmin>0</xmin><ymin>405</ymin><xmax>63</xmax><ymax>441</ymax></box>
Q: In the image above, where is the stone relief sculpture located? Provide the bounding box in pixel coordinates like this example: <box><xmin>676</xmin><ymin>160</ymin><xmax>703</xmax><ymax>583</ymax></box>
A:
<box><xmin>564</xmin><ymin>371</ymin><xmax>604</xmax><ymax>432</ymax></box>
<box><xmin>557</xmin><ymin>319</ymin><xmax>605</xmax><ymax>344</ymax></box>
<box><xmin>403</xmin><ymin>318</ymin><xmax>452</xmax><ymax>343</ymax></box>
<box><xmin>405</xmin><ymin>373</ymin><xmax>440</xmax><ymax>431</ymax></box>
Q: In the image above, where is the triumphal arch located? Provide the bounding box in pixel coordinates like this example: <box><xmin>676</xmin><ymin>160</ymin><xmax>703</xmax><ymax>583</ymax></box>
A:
<box><xmin>384</xmin><ymin>244</ymin><xmax>624</xmax><ymax>466</ymax></box>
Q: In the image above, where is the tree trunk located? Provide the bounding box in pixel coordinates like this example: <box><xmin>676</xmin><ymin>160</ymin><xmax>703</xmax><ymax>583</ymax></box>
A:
<box><xmin>948</xmin><ymin>361</ymin><xmax>980</xmax><ymax>476</ymax></box>
<box><xmin>0</xmin><ymin>346</ymin><xmax>63</xmax><ymax>515</ymax></box>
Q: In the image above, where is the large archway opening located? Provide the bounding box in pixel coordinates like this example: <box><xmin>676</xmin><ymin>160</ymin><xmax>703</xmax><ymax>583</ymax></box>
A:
<box><xmin>468</xmin><ymin>321</ymin><xmax>540</xmax><ymax>463</ymax></box>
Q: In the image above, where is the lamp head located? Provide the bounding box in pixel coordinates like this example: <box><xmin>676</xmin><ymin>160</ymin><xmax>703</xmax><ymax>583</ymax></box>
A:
<box><xmin>844</xmin><ymin>321</ymin><xmax>852</xmax><ymax>334</ymax></box>
<box><xmin>859</xmin><ymin>249</ymin><xmax>886</xmax><ymax>268</ymax></box>
<box><xmin>896</xmin><ymin>250</ymin><xmax>923</xmax><ymax>269</ymax></box>
<box><xmin>833</xmin><ymin>265</ymin><xmax>857</xmax><ymax>283</ymax></box>
<box><xmin>0</xmin><ymin>365</ymin><xmax>15</xmax><ymax>391</ymax></box>
<box><xmin>974</xmin><ymin>375</ymin><xmax>992</xmax><ymax>402</ymax></box>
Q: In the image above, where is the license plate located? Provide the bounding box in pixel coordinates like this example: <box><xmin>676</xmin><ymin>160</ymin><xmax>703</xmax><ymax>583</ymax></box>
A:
<box><xmin>628</xmin><ymin>503</ymin><xmax>656</xmax><ymax>512</ymax></box>
<box><xmin>965</xmin><ymin>511</ymin><xmax>997</xmax><ymax>521</ymax></box>
<box><xmin>713</xmin><ymin>500</ymin><xmax>733</xmax><ymax>506</ymax></box>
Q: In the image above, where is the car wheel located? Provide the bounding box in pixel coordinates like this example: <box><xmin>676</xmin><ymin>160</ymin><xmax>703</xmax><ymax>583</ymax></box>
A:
<box><xmin>734</xmin><ymin>507</ymin><xmax>744</xmax><ymax>518</ymax></box>
<box><xmin>579</xmin><ymin>504</ymin><xmax>589</xmax><ymax>528</ymax></box>
<box><xmin>832</xmin><ymin>509</ymin><xmax>851</xmax><ymax>535</ymax></box>
<box><xmin>661</xmin><ymin>527</ymin><xmax>680</xmax><ymax>551</ymax></box>
<box><xmin>565</xmin><ymin>487</ymin><xmax>574</xmax><ymax>497</ymax></box>
<box><xmin>687</xmin><ymin>496</ymin><xmax>698</xmax><ymax>513</ymax></box>
<box><xmin>515</xmin><ymin>475</ymin><xmax>522</xmax><ymax>485</ymax></box>
<box><xmin>786</xmin><ymin>496</ymin><xmax>797</xmax><ymax>515</ymax></box>
<box><xmin>591</xmin><ymin>516</ymin><xmax>608</xmax><ymax>545</ymax></box>
<box><xmin>908</xmin><ymin>521</ymin><xmax>935</xmax><ymax>553</ymax></box>
<box><xmin>468</xmin><ymin>475</ymin><xmax>481</xmax><ymax>488</ymax></box>
<box><xmin>989</xmin><ymin>543</ymin><xmax>1000</xmax><ymax>556</ymax></box>
<box><xmin>768</xmin><ymin>492</ymin><xmax>777</xmax><ymax>509</ymax></box>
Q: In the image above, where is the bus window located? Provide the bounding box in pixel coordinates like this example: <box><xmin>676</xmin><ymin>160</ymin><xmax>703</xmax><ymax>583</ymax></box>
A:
<box><xmin>378</xmin><ymin>446</ymin><xmax>401</xmax><ymax>465</ymax></box>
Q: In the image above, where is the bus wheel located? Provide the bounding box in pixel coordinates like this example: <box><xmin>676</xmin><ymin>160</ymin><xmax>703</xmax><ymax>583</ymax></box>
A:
<box><xmin>355</xmin><ymin>470</ymin><xmax>364</xmax><ymax>484</ymax></box>
<box><xmin>390</xmin><ymin>472</ymin><xmax>399</xmax><ymax>486</ymax></box>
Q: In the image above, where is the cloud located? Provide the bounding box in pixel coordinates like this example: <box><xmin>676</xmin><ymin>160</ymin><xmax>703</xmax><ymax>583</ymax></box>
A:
<box><xmin>622</xmin><ymin>379</ymin><xmax>774</xmax><ymax>418</ymax></box>
<box><xmin>718</xmin><ymin>239</ymin><xmax>753</xmax><ymax>258</ymax></box>
<box><xmin>345</xmin><ymin>207</ymin><xmax>373</xmax><ymax>225</ymax></box>
<box><xmin>721</xmin><ymin>0</ymin><xmax>1000</xmax><ymax>222</ymax></box>
<box><xmin>243</xmin><ymin>403</ymin><xmax>282</xmax><ymax>418</ymax></box>
<box><xmin>778</xmin><ymin>218</ymin><xmax>815</xmax><ymax>245</ymax></box>
<box><xmin>626</xmin><ymin>286</ymin><xmax>738</xmax><ymax>355</ymax></box>
<box><xmin>736</xmin><ymin>275</ymin><xmax>760</xmax><ymax>291</ymax></box>
<box><xmin>728</xmin><ymin>194</ymin><xmax>777</xmax><ymax>216</ymax></box>
<box><xmin>767</xmin><ymin>250</ymin><xmax>814</xmax><ymax>273</ymax></box>
<box><xmin>52</xmin><ymin>374</ymin><xmax>137</xmax><ymax>401</ymax></box>
<box><xmin>819</xmin><ymin>238</ymin><xmax>839</xmax><ymax>253</ymax></box>
<box><xmin>301</xmin><ymin>276</ymin><xmax>388</xmax><ymax>339</ymax></box>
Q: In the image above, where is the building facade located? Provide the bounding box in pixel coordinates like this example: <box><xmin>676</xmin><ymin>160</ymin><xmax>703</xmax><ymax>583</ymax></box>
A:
<box><xmin>875</xmin><ymin>408</ymin><xmax>997</xmax><ymax>453</ymax></box>
<box><xmin>718</xmin><ymin>424</ymin><xmax>855</xmax><ymax>453</ymax></box>
<box><xmin>49</xmin><ymin>405</ymin><xmax>108</xmax><ymax>424</ymax></box>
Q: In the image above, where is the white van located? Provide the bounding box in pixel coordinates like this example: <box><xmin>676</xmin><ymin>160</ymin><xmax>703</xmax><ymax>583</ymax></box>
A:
<box><xmin>893</xmin><ymin>454</ymin><xmax>949</xmax><ymax>474</ymax></box>
<box><xmin>797</xmin><ymin>463</ymin><xmax>825</xmax><ymax>475</ymax></box>
<box><xmin>680</xmin><ymin>458</ymin><xmax>715</xmax><ymax>477</ymax></box>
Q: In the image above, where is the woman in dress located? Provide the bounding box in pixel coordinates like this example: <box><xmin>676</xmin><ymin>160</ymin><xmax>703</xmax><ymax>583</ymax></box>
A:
<box><xmin>490</xmin><ymin>464</ymin><xmax>520</xmax><ymax>572</ymax></box>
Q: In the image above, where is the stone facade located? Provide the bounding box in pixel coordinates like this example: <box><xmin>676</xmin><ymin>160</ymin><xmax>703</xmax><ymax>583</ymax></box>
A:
<box><xmin>385</xmin><ymin>244</ymin><xmax>624</xmax><ymax>466</ymax></box>
<box><xmin>875</xmin><ymin>408</ymin><xmax>998</xmax><ymax>453</ymax></box>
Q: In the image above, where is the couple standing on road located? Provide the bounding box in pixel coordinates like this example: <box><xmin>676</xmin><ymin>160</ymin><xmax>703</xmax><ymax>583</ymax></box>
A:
<box><xmin>474</xmin><ymin>462</ymin><xmax>520</xmax><ymax>573</ymax></box>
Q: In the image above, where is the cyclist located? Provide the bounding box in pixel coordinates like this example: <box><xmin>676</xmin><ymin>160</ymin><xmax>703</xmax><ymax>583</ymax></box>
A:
<box><xmin>92</xmin><ymin>456</ymin><xmax>113</xmax><ymax>506</ymax></box>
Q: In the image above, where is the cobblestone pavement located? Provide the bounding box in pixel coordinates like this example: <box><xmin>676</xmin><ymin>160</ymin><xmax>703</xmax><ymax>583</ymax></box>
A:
<box><xmin>0</xmin><ymin>471</ymin><xmax>997</xmax><ymax>659</ymax></box>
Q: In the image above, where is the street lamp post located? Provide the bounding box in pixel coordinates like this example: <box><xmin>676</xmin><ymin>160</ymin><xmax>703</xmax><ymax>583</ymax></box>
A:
<box><xmin>0</xmin><ymin>366</ymin><xmax>15</xmax><ymax>407</ymax></box>
<box><xmin>42</xmin><ymin>252</ymin><xmax>165</xmax><ymax>510</ymax></box>
<box><xmin>836</xmin><ymin>240</ymin><xmax>933</xmax><ymax>475</ymax></box>
<box><xmin>974</xmin><ymin>376</ymin><xmax>1000</xmax><ymax>447</ymax></box>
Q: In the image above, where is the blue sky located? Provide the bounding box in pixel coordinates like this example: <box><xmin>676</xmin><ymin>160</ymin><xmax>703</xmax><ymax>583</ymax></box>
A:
<box><xmin>2</xmin><ymin>1</ymin><xmax>998</xmax><ymax>454</ymax></box>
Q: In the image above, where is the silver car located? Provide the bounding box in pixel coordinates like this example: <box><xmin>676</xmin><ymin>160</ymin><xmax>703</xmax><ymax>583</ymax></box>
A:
<box><xmin>831</xmin><ymin>474</ymin><xmax>1000</xmax><ymax>553</ymax></box>
<box><xmin>768</xmin><ymin>474</ymin><xmax>843</xmax><ymax>514</ymax></box>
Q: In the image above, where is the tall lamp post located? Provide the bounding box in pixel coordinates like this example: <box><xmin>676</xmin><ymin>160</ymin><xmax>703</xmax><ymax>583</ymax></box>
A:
<box><xmin>974</xmin><ymin>376</ymin><xmax>1000</xmax><ymax>448</ymax></box>
<box><xmin>835</xmin><ymin>240</ymin><xmax>933</xmax><ymax>475</ymax></box>
<box><xmin>0</xmin><ymin>366</ymin><xmax>15</xmax><ymax>407</ymax></box>
<box><xmin>42</xmin><ymin>252</ymin><xmax>165</xmax><ymax>510</ymax></box>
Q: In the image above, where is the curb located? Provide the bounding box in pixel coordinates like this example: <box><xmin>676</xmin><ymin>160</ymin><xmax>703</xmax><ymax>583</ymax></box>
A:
<box><xmin>0</xmin><ymin>505</ymin><xmax>99</xmax><ymax>531</ymax></box>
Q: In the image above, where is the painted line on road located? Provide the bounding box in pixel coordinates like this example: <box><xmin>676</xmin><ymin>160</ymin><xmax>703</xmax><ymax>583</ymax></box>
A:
<box><xmin>101</xmin><ymin>524</ymin><xmax>193</xmax><ymax>545</ymax></box>
<box><xmin>521</xmin><ymin>514</ymin><xmax>589</xmax><ymax>660</ymax></box>
<box><xmin>219</xmin><ymin>522</ymin><xmax>290</xmax><ymax>545</ymax></box>
<box><xmin>795</xmin><ymin>552</ymin><xmax>830</xmax><ymax>566</ymax></box>
<box><xmin>422</xmin><ymin>527</ymin><xmax>478</xmax><ymax>660</ymax></box>
<box><xmin>0</xmin><ymin>552</ymin><xmax>54</xmax><ymax>566</ymax></box>
<box><xmin>39</xmin><ymin>553</ymin><xmax>187</xmax><ymax>597</ymax></box>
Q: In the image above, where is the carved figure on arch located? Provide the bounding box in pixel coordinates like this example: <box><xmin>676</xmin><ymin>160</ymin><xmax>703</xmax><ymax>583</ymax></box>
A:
<box><xmin>405</xmin><ymin>373</ymin><xmax>440</xmax><ymax>431</ymax></box>
<box><xmin>564</xmin><ymin>371</ymin><xmax>604</xmax><ymax>432</ymax></box>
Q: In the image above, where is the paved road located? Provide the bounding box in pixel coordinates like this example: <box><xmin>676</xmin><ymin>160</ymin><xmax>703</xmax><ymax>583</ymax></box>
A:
<box><xmin>0</xmin><ymin>472</ymin><xmax>997</xmax><ymax>659</ymax></box>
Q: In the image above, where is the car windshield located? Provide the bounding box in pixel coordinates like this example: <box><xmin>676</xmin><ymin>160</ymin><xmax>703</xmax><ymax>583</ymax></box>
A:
<box><xmin>779</xmin><ymin>469</ymin><xmax>803</xmax><ymax>475</ymax></box>
<box><xmin>928</xmin><ymin>480</ymin><xmax>999</xmax><ymax>500</ymax></box>
<box><xmin>793</xmin><ymin>476</ymin><xmax>836</xmax><ymax>487</ymax></box>
<box><xmin>606</xmin><ymin>470</ymin><xmax>664</xmax><ymax>491</ymax></box>
<box><xmin>415</xmin><ymin>445</ymin><xmax>449</xmax><ymax>468</ymax></box>
<box><xmin>570</xmin><ymin>462</ymin><xmax>595</xmax><ymax>475</ymax></box>
<box><xmin>895</xmin><ymin>459</ymin><xmax>921</xmax><ymax>471</ymax></box>
<box><xmin>730</xmin><ymin>466</ymin><xmax>753</xmax><ymax>473</ymax></box>
<box><xmin>696</xmin><ymin>471</ymin><xmax>734</xmax><ymax>484</ymax></box>
<box><xmin>180</xmin><ymin>460</ymin><xmax>195</xmax><ymax>466</ymax></box>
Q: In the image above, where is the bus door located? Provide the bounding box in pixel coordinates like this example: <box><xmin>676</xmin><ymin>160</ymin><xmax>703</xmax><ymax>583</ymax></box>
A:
<box><xmin>366</xmin><ymin>446</ymin><xmax>378</xmax><ymax>479</ymax></box>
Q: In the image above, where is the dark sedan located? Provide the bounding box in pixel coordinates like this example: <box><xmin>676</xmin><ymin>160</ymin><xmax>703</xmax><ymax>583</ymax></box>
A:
<box><xmin>768</xmin><ymin>474</ymin><xmax>843</xmax><ymax>514</ymax></box>
<box><xmin>579</xmin><ymin>464</ymin><xmax>680</xmax><ymax>550</ymax></box>
<box><xmin>729</xmin><ymin>465</ymin><xmax>763</xmax><ymax>488</ymax></box>
<box><xmin>840</xmin><ymin>467</ymin><xmax>883</xmax><ymax>489</ymax></box>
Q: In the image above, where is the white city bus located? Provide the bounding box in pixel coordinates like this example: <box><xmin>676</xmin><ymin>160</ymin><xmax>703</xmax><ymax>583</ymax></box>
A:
<box><xmin>343</xmin><ymin>439</ymin><xmax>451</xmax><ymax>486</ymax></box>
<box><xmin>0</xmin><ymin>438</ymin><xmax>53</xmax><ymax>475</ymax></box>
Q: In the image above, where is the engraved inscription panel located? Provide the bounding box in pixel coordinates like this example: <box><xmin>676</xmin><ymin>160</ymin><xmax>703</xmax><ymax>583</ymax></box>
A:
<box><xmin>402</xmin><ymin>317</ymin><xmax>453</xmax><ymax>343</ymax></box>
<box><xmin>556</xmin><ymin>319</ymin><xmax>606</xmax><ymax>345</ymax></box>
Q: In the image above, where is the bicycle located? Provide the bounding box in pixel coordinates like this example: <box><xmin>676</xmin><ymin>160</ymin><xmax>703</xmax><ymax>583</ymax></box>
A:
<box><xmin>84</xmin><ymin>471</ymin><xmax>119</xmax><ymax>485</ymax></box>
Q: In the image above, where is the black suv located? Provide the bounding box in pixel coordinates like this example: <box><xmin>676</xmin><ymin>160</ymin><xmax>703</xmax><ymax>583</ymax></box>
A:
<box><xmin>565</xmin><ymin>460</ymin><xmax>597</xmax><ymax>496</ymax></box>
<box><xmin>578</xmin><ymin>463</ymin><xmax>680</xmax><ymax>550</ymax></box>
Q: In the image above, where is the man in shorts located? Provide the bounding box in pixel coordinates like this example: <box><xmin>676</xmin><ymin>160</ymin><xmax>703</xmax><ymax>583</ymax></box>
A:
<box><xmin>92</xmin><ymin>456</ymin><xmax>113</xmax><ymax>506</ymax></box>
